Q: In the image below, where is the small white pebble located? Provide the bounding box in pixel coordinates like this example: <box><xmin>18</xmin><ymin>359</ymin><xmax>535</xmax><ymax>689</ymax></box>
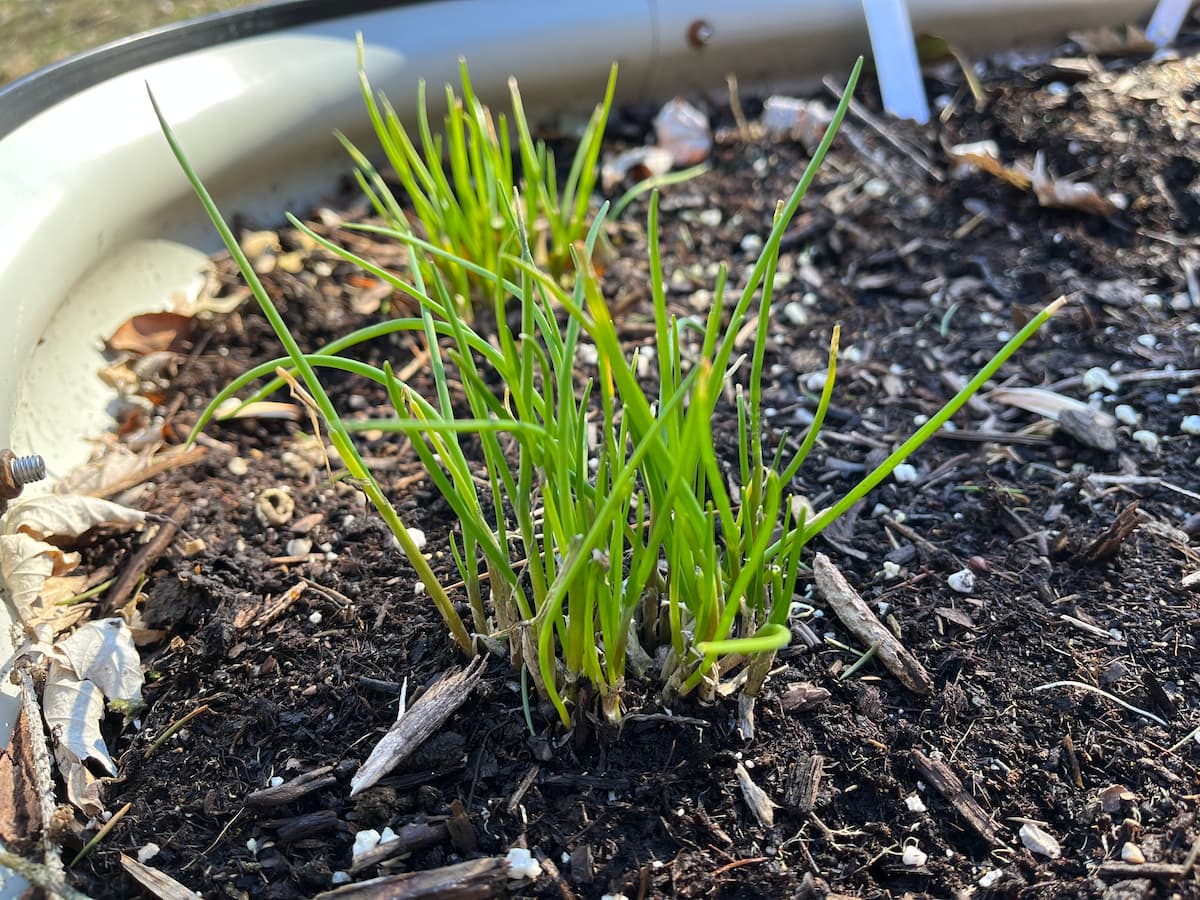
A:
<box><xmin>1047</xmin><ymin>81</ymin><xmax>1069</xmax><ymax>96</ymax></box>
<box><xmin>1170</xmin><ymin>293</ymin><xmax>1191</xmax><ymax>311</ymax></box>
<box><xmin>601</xmin><ymin>895</ymin><xmax>630</xmax><ymax>900</ymax></box>
<box><xmin>876</xmin><ymin>601</ymin><xmax>891</xmax><ymax>616</ymax></box>
<box><xmin>331</xmin><ymin>872</ymin><xmax>352</xmax><ymax>885</ymax></box>
<box><xmin>352</xmin><ymin>830</ymin><xmax>381</xmax><ymax>859</ymax></box>
<box><xmin>913</xmin><ymin>414</ymin><xmax>929</xmax><ymax>426</ymax></box>
<box><xmin>842</xmin><ymin>346</ymin><xmax>865</xmax><ymax>364</ymax></box>
<box><xmin>948</xmin><ymin>569</ymin><xmax>975</xmax><ymax>594</ymax></box>
<box><xmin>1082</xmin><ymin>366</ymin><xmax>1118</xmax><ymax>393</ymax></box>
<box><xmin>228</xmin><ymin>457</ymin><xmax>250</xmax><ymax>476</ymax></box>
<box><xmin>863</xmin><ymin>177</ymin><xmax>891</xmax><ymax>198</ymax></box>
<box><xmin>1167</xmin><ymin>393</ymin><xmax>1182</xmax><ymax>405</ymax></box>
<box><xmin>1131</xmin><ymin>429</ymin><xmax>1159</xmax><ymax>451</ymax></box>
<box><xmin>269</xmin><ymin>776</ymin><xmax>284</xmax><ymax>787</ymax></box>
<box><xmin>882</xmin><ymin>561</ymin><xmax>902</xmax><ymax>580</ymax></box>
<box><xmin>1141</xmin><ymin>293</ymin><xmax>1163</xmax><ymax>311</ymax></box>
<box><xmin>407</xmin><ymin>527</ymin><xmax>427</xmax><ymax>550</ymax></box>
<box><xmin>286</xmin><ymin>538</ymin><xmax>312</xmax><ymax>557</ymax></box>
<box><xmin>1120</xmin><ymin>843</ymin><xmax>1146</xmax><ymax>864</ymax></box>
<box><xmin>978</xmin><ymin>869</ymin><xmax>1003</xmax><ymax>888</ymax></box>
<box><xmin>1136</xmin><ymin>333</ymin><xmax>1158</xmax><ymax>349</ymax></box>
<box><xmin>803</xmin><ymin>372</ymin><xmax>828</xmax><ymax>392</ymax></box>
<box><xmin>783</xmin><ymin>301</ymin><xmax>808</xmax><ymax>326</ymax></box>
<box><xmin>871</xmin><ymin>503</ymin><xmax>890</xmax><ymax>518</ymax></box>
<box><xmin>379</xmin><ymin>827</ymin><xmax>398</xmax><ymax>844</ymax></box>
<box><xmin>905</xmin><ymin>794</ymin><xmax>927</xmax><ymax>813</ymax></box>
<box><xmin>561</xmin><ymin>852</ymin><xmax>571</xmax><ymax>864</ymax></box>
<box><xmin>505</xmin><ymin>847</ymin><xmax>543</xmax><ymax>880</ymax></box>
<box><xmin>698</xmin><ymin>208</ymin><xmax>722</xmax><ymax>228</ymax></box>
<box><xmin>892</xmin><ymin>510</ymin><xmax>907</xmax><ymax>524</ymax></box>
<box><xmin>901</xmin><ymin>844</ymin><xmax>928</xmax><ymax>866</ymax></box>
<box><xmin>246</xmin><ymin>837</ymin><xmax>258</xmax><ymax>855</ymax></box>
<box><xmin>308</xmin><ymin>611</ymin><xmax>323</xmax><ymax>625</ymax></box>
<box><xmin>893</xmin><ymin>463</ymin><xmax>918</xmax><ymax>484</ymax></box>
<box><xmin>137</xmin><ymin>842</ymin><xmax>161</xmax><ymax>863</ymax></box>
<box><xmin>1181</xmin><ymin>415</ymin><xmax>1200</xmax><ymax>435</ymax></box>
<box><xmin>740</xmin><ymin>234</ymin><xmax>763</xmax><ymax>254</ymax></box>
<box><xmin>1019</xmin><ymin>822</ymin><xmax>1061</xmax><ymax>858</ymax></box>
<box><xmin>576</xmin><ymin>343</ymin><xmax>598</xmax><ymax>366</ymax></box>
<box><xmin>996</xmin><ymin>330</ymin><xmax>1012</xmax><ymax>342</ymax></box>
<box><xmin>1113</xmin><ymin>404</ymin><xmax>1139</xmax><ymax>426</ymax></box>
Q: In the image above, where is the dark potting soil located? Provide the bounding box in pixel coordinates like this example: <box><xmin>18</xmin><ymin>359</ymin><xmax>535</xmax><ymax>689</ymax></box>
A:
<box><xmin>44</xmin><ymin>32</ymin><xmax>1200</xmax><ymax>900</ymax></box>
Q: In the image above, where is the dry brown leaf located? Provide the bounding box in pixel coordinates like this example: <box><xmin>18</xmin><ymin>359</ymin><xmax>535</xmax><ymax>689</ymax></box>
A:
<box><xmin>0</xmin><ymin>532</ymin><xmax>81</xmax><ymax>623</ymax></box>
<box><xmin>1031</xmin><ymin>152</ymin><xmax>1119</xmax><ymax>217</ymax></box>
<box><xmin>55</xmin><ymin>618</ymin><xmax>145</xmax><ymax>702</ymax></box>
<box><xmin>4</xmin><ymin>494</ymin><xmax>145</xmax><ymax>540</ymax></box>
<box><xmin>108</xmin><ymin>312</ymin><xmax>194</xmax><ymax>354</ymax></box>
<box><xmin>55</xmin><ymin>446</ymin><xmax>154</xmax><ymax>496</ymax></box>
<box><xmin>946</xmin><ymin>141</ymin><xmax>1031</xmax><ymax>189</ymax></box>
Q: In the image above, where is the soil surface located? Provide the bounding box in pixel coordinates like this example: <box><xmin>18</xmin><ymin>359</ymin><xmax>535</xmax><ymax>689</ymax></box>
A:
<box><xmin>35</xmin><ymin>27</ymin><xmax>1200</xmax><ymax>900</ymax></box>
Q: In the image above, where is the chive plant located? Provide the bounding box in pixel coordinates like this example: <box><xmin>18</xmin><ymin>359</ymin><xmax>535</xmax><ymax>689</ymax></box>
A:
<box><xmin>343</xmin><ymin>36</ymin><xmax>699</xmax><ymax>319</ymax></box>
<box><xmin>155</xmin><ymin>56</ymin><xmax>1063</xmax><ymax>730</ymax></box>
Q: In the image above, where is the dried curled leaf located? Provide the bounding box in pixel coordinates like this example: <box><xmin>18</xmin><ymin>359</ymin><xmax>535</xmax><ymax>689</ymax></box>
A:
<box><xmin>4</xmin><ymin>494</ymin><xmax>145</xmax><ymax>541</ymax></box>
<box><xmin>108</xmin><ymin>312</ymin><xmax>194</xmax><ymax>354</ymax></box>
<box><xmin>44</xmin><ymin>662</ymin><xmax>116</xmax><ymax>775</ymax></box>
<box><xmin>42</xmin><ymin>619</ymin><xmax>145</xmax><ymax>815</ymax></box>
<box><xmin>56</xmin><ymin>618</ymin><xmax>145</xmax><ymax>702</ymax></box>
<box><xmin>0</xmin><ymin>532</ymin><xmax>81</xmax><ymax>623</ymax></box>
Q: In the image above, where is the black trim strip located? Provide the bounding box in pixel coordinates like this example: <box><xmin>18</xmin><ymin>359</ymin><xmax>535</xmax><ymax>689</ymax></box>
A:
<box><xmin>0</xmin><ymin>0</ymin><xmax>424</xmax><ymax>139</ymax></box>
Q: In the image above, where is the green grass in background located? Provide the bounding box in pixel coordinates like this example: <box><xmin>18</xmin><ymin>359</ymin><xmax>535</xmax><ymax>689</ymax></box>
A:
<box><xmin>0</xmin><ymin>0</ymin><xmax>250</xmax><ymax>85</ymax></box>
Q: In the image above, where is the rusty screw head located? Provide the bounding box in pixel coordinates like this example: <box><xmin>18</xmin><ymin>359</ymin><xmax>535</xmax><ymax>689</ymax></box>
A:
<box><xmin>687</xmin><ymin>19</ymin><xmax>713</xmax><ymax>48</ymax></box>
<box><xmin>0</xmin><ymin>451</ymin><xmax>46</xmax><ymax>505</ymax></box>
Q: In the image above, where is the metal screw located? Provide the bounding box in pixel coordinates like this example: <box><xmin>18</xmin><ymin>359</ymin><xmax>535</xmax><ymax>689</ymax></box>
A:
<box><xmin>9</xmin><ymin>455</ymin><xmax>46</xmax><ymax>486</ymax></box>
<box><xmin>0</xmin><ymin>450</ymin><xmax>46</xmax><ymax>511</ymax></box>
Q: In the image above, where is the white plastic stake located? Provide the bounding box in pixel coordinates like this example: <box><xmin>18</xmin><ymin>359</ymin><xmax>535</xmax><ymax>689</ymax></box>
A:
<box><xmin>1146</xmin><ymin>0</ymin><xmax>1193</xmax><ymax>47</ymax></box>
<box><xmin>861</xmin><ymin>0</ymin><xmax>930</xmax><ymax>124</ymax></box>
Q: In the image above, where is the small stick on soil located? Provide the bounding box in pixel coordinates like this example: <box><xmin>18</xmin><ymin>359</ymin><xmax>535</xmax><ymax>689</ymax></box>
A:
<box><xmin>813</xmin><ymin>554</ymin><xmax>933</xmax><ymax>695</ymax></box>
<box><xmin>144</xmin><ymin>703</ymin><xmax>211</xmax><ymax>759</ymax></box>
<box><xmin>318</xmin><ymin>856</ymin><xmax>507</xmax><ymax>899</ymax></box>
<box><xmin>506</xmin><ymin>764</ymin><xmax>540</xmax><ymax>814</ymax></box>
<box><xmin>822</xmin><ymin>75</ymin><xmax>943</xmax><ymax>182</ymax></box>
<box><xmin>70</xmin><ymin>801</ymin><xmax>132</xmax><ymax>866</ymax></box>
<box><xmin>348</xmin><ymin>821</ymin><xmax>450</xmax><ymax>874</ymax></box>
<box><xmin>1086</xmin><ymin>474</ymin><xmax>1200</xmax><ymax>505</ymax></box>
<box><xmin>351</xmin><ymin>656</ymin><xmax>487</xmax><ymax>796</ymax></box>
<box><xmin>245</xmin><ymin>765</ymin><xmax>337</xmax><ymax>808</ymax></box>
<box><xmin>120</xmin><ymin>854</ymin><xmax>201</xmax><ymax>899</ymax></box>
<box><xmin>911</xmin><ymin>750</ymin><xmax>1008</xmax><ymax>849</ymax></box>
<box><xmin>1096</xmin><ymin>861</ymin><xmax>1190</xmax><ymax>882</ymax></box>
<box><xmin>101</xmin><ymin>501</ymin><xmax>189</xmax><ymax>615</ymax></box>
<box><xmin>89</xmin><ymin>446</ymin><xmax>207</xmax><ymax>499</ymax></box>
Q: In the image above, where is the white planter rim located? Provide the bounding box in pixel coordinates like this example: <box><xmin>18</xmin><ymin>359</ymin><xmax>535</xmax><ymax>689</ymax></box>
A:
<box><xmin>0</xmin><ymin>0</ymin><xmax>438</xmax><ymax>138</ymax></box>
